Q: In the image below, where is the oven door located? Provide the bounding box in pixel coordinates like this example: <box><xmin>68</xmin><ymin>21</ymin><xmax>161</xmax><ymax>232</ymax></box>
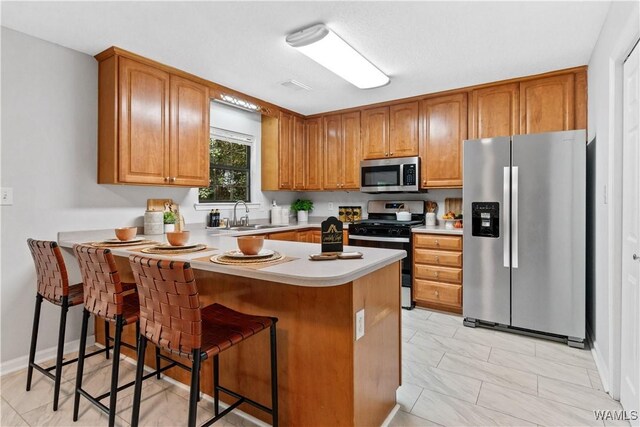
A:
<box><xmin>348</xmin><ymin>234</ymin><xmax>414</xmax><ymax>309</ymax></box>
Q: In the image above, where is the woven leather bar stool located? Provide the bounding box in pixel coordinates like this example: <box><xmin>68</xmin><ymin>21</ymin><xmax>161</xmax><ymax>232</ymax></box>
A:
<box><xmin>26</xmin><ymin>239</ymin><xmax>110</xmax><ymax>412</ymax></box>
<box><xmin>73</xmin><ymin>245</ymin><xmax>169</xmax><ymax>427</ymax></box>
<box><xmin>128</xmin><ymin>255</ymin><xmax>279</xmax><ymax>427</ymax></box>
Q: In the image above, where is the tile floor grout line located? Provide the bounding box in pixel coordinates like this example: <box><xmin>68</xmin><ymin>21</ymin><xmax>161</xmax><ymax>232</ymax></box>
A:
<box><xmin>1</xmin><ymin>395</ymin><xmax>32</xmax><ymax>426</ymax></box>
<box><xmin>435</xmin><ymin>350</ymin><xmax>446</xmax><ymax>368</ymax></box>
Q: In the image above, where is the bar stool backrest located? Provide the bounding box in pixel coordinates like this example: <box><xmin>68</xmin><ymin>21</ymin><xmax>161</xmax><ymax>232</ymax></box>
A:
<box><xmin>27</xmin><ymin>239</ymin><xmax>69</xmax><ymax>304</ymax></box>
<box><xmin>73</xmin><ymin>244</ymin><xmax>126</xmax><ymax>320</ymax></box>
<box><xmin>128</xmin><ymin>255</ymin><xmax>202</xmax><ymax>359</ymax></box>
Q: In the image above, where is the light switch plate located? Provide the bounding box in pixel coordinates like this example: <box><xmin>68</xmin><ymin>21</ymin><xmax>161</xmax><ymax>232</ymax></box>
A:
<box><xmin>355</xmin><ymin>309</ymin><xmax>365</xmax><ymax>340</ymax></box>
<box><xmin>328</xmin><ymin>202</ymin><xmax>334</xmax><ymax>210</ymax></box>
<box><xmin>1</xmin><ymin>188</ymin><xmax>13</xmax><ymax>205</ymax></box>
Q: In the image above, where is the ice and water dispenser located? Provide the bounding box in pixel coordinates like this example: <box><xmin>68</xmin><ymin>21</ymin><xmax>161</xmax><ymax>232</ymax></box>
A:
<box><xmin>471</xmin><ymin>202</ymin><xmax>500</xmax><ymax>238</ymax></box>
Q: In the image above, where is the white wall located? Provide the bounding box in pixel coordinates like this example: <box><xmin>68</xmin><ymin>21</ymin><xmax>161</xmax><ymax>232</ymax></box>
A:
<box><xmin>0</xmin><ymin>28</ymin><xmax>296</xmax><ymax>368</ymax></box>
<box><xmin>586</xmin><ymin>0</ymin><xmax>639</xmax><ymax>396</ymax></box>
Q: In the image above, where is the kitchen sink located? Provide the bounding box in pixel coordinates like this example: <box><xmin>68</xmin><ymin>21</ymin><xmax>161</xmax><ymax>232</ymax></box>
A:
<box><xmin>230</xmin><ymin>224</ymin><xmax>286</xmax><ymax>231</ymax></box>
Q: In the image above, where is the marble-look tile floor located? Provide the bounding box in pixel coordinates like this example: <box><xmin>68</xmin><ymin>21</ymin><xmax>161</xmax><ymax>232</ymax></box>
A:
<box><xmin>391</xmin><ymin>308</ymin><xmax>627</xmax><ymax>427</ymax></box>
<box><xmin>0</xmin><ymin>309</ymin><xmax>626</xmax><ymax>427</ymax></box>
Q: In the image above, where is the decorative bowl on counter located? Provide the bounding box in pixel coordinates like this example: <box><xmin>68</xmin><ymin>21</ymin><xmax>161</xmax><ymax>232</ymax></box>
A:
<box><xmin>237</xmin><ymin>235</ymin><xmax>265</xmax><ymax>255</ymax></box>
<box><xmin>166</xmin><ymin>231</ymin><xmax>190</xmax><ymax>246</ymax></box>
<box><xmin>115</xmin><ymin>227</ymin><xmax>137</xmax><ymax>241</ymax></box>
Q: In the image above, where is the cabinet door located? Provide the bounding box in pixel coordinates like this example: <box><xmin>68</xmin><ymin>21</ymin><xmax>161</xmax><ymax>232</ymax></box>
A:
<box><xmin>389</xmin><ymin>101</ymin><xmax>419</xmax><ymax>157</ymax></box>
<box><xmin>420</xmin><ymin>93</ymin><xmax>468</xmax><ymax>188</ymax></box>
<box><xmin>470</xmin><ymin>83</ymin><xmax>519</xmax><ymax>139</ymax></box>
<box><xmin>361</xmin><ymin>106</ymin><xmax>389</xmax><ymax>159</ymax></box>
<box><xmin>119</xmin><ymin>57</ymin><xmax>170</xmax><ymax>184</ymax></box>
<box><xmin>306</xmin><ymin>118</ymin><xmax>323</xmax><ymax>190</ymax></box>
<box><xmin>520</xmin><ymin>74</ymin><xmax>575</xmax><ymax>134</ymax></box>
<box><xmin>341</xmin><ymin>112</ymin><xmax>361</xmax><ymax>189</ymax></box>
<box><xmin>323</xmin><ymin>114</ymin><xmax>342</xmax><ymax>190</ymax></box>
<box><xmin>297</xmin><ymin>230</ymin><xmax>312</xmax><ymax>242</ymax></box>
<box><xmin>311</xmin><ymin>230</ymin><xmax>322</xmax><ymax>244</ymax></box>
<box><xmin>268</xmin><ymin>230</ymin><xmax>298</xmax><ymax>241</ymax></box>
<box><xmin>168</xmin><ymin>76</ymin><xmax>209</xmax><ymax>186</ymax></box>
<box><xmin>293</xmin><ymin>116</ymin><xmax>306</xmax><ymax>190</ymax></box>
<box><xmin>278</xmin><ymin>112</ymin><xmax>294</xmax><ymax>189</ymax></box>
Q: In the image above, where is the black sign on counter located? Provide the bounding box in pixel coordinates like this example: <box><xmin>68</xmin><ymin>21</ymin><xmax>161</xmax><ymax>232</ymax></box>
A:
<box><xmin>321</xmin><ymin>216</ymin><xmax>343</xmax><ymax>254</ymax></box>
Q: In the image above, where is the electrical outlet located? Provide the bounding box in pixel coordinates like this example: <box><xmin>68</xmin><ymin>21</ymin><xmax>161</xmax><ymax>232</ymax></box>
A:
<box><xmin>328</xmin><ymin>202</ymin><xmax>334</xmax><ymax>210</ymax></box>
<box><xmin>355</xmin><ymin>309</ymin><xmax>365</xmax><ymax>340</ymax></box>
<box><xmin>1</xmin><ymin>188</ymin><xmax>13</xmax><ymax>206</ymax></box>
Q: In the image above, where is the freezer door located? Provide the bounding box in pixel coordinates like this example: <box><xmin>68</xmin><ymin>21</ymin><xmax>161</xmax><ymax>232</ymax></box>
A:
<box><xmin>511</xmin><ymin>130</ymin><xmax>586</xmax><ymax>338</ymax></box>
<box><xmin>463</xmin><ymin>136</ymin><xmax>511</xmax><ymax>325</ymax></box>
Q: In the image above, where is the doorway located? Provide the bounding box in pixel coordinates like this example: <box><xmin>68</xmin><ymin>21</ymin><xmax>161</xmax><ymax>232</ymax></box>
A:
<box><xmin>620</xmin><ymin>39</ymin><xmax>640</xmax><ymax>425</ymax></box>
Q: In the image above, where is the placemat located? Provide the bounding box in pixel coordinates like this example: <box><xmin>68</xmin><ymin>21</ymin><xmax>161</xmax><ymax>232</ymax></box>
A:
<box><xmin>128</xmin><ymin>244</ymin><xmax>215</xmax><ymax>255</ymax></box>
<box><xmin>195</xmin><ymin>253</ymin><xmax>298</xmax><ymax>270</ymax></box>
<box><xmin>87</xmin><ymin>240</ymin><xmax>158</xmax><ymax>248</ymax></box>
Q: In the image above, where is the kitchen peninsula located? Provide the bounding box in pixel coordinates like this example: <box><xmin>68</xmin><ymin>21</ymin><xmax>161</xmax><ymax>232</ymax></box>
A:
<box><xmin>58</xmin><ymin>227</ymin><xmax>405</xmax><ymax>427</ymax></box>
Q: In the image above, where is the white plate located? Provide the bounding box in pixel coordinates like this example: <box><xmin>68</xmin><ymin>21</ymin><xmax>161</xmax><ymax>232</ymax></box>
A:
<box><xmin>103</xmin><ymin>238</ymin><xmax>145</xmax><ymax>244</ymax></box>
<box><xmin>224</xmin><ymin>249</ymin><xmax>275</xmax><ymax>259</ymax></box>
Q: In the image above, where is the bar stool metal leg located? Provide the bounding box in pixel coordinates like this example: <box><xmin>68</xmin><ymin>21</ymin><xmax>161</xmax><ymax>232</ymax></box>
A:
<box><xmin>213</xmin><ymin>354</ymin><xmax>219</xmax><ymax>416</ymax></box>
<box><xmin>107</xmin><ymin>317</ymin><xmax>123</xmax><ymax>427</ymax></box>
<box><xmin>104</xmin><ymin>320</ymin><xmax>110</xmax><ymax>360</ymax></box>
<box><xmin>188</xmin><ymin>350</ymin><xmax>202</xmax><ymax>427</ymax></box>
<box><xmin>73</xmin><ymin>309</ymin><xmax>90</xmax><ymax>421</ymax></box>
<box><xmin>26</xmin><ymin>294</ymin><xmax>43</xmax><ymax>392</ymax></box>
<box><xmin>53</xmin><ymin>297</ymin><xmax>69</xmax><ymax>411</ymax></box>
<box><xmin>130</xmin><ymin>335</ymin><xmax>147</xmax><ymax>427</ymax></box>
<box><xmin>270</xmin><ymin>324</ymin><xmax>279</xmax><ymax>427</ymax></box>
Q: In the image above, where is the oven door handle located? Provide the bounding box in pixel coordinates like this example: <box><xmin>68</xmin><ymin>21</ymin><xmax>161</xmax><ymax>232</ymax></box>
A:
<box><xmin>348</xmin><ymin>234</ymin><xmax>410</xmax><ymax>243</ymax></box>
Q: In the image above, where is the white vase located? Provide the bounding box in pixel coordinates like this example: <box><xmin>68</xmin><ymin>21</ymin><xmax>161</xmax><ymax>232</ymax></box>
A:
<box><xmin>297</xmin><ymin>211</ymin><xmax>309</xmax><ymax>223</ymax></box>
<box><xmin>164</xmin><ymin>224</ymin><xmax>175</xmax><ymax>233</ymax></box>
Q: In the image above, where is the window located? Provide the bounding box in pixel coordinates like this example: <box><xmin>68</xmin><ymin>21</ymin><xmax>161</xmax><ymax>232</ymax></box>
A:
<box><xmin>198</xmin><ymin>128</ymin><xmax>253</xmax><ymax>203</ymax></box>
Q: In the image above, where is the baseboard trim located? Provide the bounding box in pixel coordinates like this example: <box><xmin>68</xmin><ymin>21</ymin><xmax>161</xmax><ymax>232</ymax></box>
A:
<box><xmin>97</xmin><ymin>343</ymin><xmax>270</xmax><ymax>427</ymax></box>
<box><xmin>0</xmin><ymin>335</ymin><xmax>96</xmax><ymax>377</ymax></box>
<box><xmin>380</xmin><ymin>403</ymin><xmax>400</xmax><ymax>427</ymax></box>
<box><xmin>587</xmin><ymin>328</ymin><xmax>611</xmax><ymax>394</ymax></box>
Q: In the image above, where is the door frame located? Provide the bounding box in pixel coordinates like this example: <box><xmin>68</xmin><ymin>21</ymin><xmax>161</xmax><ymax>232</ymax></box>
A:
<box><xmin>608</xmin><ymin>27</ymin><xmax>640</xmax><ymax>400</ymax></box>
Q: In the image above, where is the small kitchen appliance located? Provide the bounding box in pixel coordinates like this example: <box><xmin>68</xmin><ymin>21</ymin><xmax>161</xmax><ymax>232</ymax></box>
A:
<box><xmin>360</xmin><ymin>156</ymin><xmax>420</xmax><ymax>193</ymax></box>
<box><xmin>349</xmin><ymin>200</ymin><xmax>425</xmax><ymax>309</ymax></box>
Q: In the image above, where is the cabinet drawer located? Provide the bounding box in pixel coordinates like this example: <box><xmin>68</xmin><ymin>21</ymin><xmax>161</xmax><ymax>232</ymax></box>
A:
<box><xmin>414</xmin><ymin>264</ymin><xmax>462</xmax><ymax>284</ymax></box>
<box><xmin>414</xmin><ymin>280</ymin><xmax>462</xmax><ymax>307</ymax></box>
<box><xmin>414</xmin><ymin>234</ymin><xmax>462</xmax><ymax>251</ymax></box>
<box><xmin>414</xmin><ymin>249</ymin><xmax>462</xmax><ymax>267</ymax></box>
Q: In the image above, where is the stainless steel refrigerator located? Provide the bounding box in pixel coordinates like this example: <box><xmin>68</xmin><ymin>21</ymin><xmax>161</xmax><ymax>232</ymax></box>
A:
<box><xmin>462</xmin><ymin>130</ymin><xmax>586</xmax><ymax>347</ymax></box>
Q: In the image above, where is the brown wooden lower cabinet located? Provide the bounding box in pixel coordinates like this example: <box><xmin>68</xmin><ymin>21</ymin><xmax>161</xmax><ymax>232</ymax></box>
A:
<box><xmin>267</xmin><ymin>230</ymin><xmax>298</xmax><ymax>241</ymax></box>
<box><xmin>413</xmin><ymin>233</ymin><xmax>463</xmax><ymax>314</ymax></box>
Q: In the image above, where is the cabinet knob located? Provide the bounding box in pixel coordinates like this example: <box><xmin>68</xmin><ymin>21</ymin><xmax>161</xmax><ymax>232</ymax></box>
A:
<box><xmin>435</xmin><ymin>256</ymin><xmax>440</xmax><ymax>262</ymax></box>
<box><xmin>170</xmin><ymin>177</ymin><xmax>176</xmax><ymax>183</ymax></box>
<box><xmin>434</xmin><ymin>272</ymin><xmax>439</xmax><ymax>278</ymax></box>
<box><xmin>164</xmin><ymin>177</ymin><xmax>169</xmax><ymax>182</ymax></box>
<box><xmin>434</xmin><ymin>290</ymin><xmax>439</xmax><ymax>297</ymax></box>
<box><xmin>385</xmin><ymin>152</ymin><xmax>388</xmax><ymax>157</ymax></box>
<box><xmin>435</xmin><ymin>240</ymin><xmax>440</xmax><ymax>246</ymax></box>
<box><xmin>423</xmin><ymin>180</ymin><xmax>427</xmax><ymax>185</ymax></box>
<box><xmin>390</xmin><ymin>152</ymin><xmax>394</xmax><ymax>156</ymax></box>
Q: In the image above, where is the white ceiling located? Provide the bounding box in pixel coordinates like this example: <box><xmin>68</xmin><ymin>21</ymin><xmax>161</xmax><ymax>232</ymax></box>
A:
<box><xmin>1</xmin><ymin>1</ymin><xmax>611</xmax><ymax>115</ymax></box>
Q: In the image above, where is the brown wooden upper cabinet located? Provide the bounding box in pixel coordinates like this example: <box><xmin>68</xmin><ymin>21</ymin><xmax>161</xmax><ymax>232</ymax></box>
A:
<box><xmin>324</xmin><ymin>112</ymin><xmax>361</xmax><ymax>190</ymax></box>
<box><xmin>519</xmin><ymin>74</ymin><xmax>575</xmax><ymax>134</ymax></box>
<box><xmin>389</xmin><ymin>102</ymin><xmax>420</xmax><ymax>157</ymax></box>
<box><xmin>470</xmin><ymin>83</ymin><xmax>519</xmax><ymax>139</ymax></box>
<box><xmin>305</xmin><ymin>118</ymin><xmax>323</xmax><ymax>190</ymax></box>
<box><xmin>97</xmin><ymin>54</ymin><xmax>209</xmax><ymax>186</ymax></box>
<box><xmin>292</xmin><ymin>116</ymin><xmax>305</xmax><ymax>190</ymax></box>
<box><xmin>362</xmin><ymin>102</ymin><xmax>419</xmax><ymax>159</ymax></box>
<box><xmin>278</xmin><ymin>112</ymin><xmax>294</xmax><ymax>190</ymax></box>
<box><xmin>420</xmin><ymin>93</ymin><xmax>468</xmax><ymax>188</ymax></box>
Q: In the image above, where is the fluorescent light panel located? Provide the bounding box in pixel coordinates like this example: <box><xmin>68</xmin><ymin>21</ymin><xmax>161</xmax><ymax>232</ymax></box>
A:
<box><xmin>286</xmin><ymin>24</ymin><xmax>389</xmax><ymax>89</ymax></box>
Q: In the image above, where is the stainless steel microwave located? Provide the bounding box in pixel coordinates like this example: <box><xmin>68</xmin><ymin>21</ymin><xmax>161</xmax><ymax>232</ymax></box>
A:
<box><xmin>360</xmin><ymin>156</ymin><xmax>420</xmax><ymax>193</ymax></box>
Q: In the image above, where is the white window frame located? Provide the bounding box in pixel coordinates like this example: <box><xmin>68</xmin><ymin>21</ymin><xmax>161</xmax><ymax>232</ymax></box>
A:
<box><xmin>194</xmin><ymin>127</ymin><xmax>261</xmax><ymax>210</ymax></box>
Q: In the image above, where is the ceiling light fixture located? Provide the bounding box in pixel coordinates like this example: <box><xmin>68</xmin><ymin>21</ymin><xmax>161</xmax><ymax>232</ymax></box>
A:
<box><xmin>286</xmin><ymin>24</ymin><xmax>389</xmax><ymax>89</ymax></box>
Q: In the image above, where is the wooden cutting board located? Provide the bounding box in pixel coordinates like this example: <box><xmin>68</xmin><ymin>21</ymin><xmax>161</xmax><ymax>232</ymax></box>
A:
<box><xmin>147</xmin><ymin>198</ymin><xmax>173</xmax><ymax>211</ymax></box>
<box><xmin>444</xmin><ymin>198</ymin><xmax>463</xmax><ymax>214</ymax></box>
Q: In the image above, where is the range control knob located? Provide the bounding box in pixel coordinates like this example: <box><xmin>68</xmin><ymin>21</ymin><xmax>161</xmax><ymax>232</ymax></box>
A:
<box><xmin>355</xmin><ymin>227</ymin><xmax>367</xmax><ymax>234</ymax></box>
<box><xmin>389</xmin><ymin>228</ymin><xmax>400</xmax><ymax>236</ymax></box>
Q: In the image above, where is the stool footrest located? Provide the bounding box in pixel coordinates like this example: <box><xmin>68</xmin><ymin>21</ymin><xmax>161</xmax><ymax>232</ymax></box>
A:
<box><xmin>201</xmin><ymin>397</ymin><xmax>246</xmax><ymax>427</ymax></box>
<box><xmin>216</xmin><ymin>385</ymin><xmax>273</xmax><ymax>415</ymax></box>
<box><xmin>77</xmin><ymin>388</ymin><xmax>110</xmax><ymax>415</ymax></box>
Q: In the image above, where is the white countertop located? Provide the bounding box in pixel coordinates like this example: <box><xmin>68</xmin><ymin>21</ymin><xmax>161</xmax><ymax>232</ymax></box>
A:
<box><xmin>412</xmin><ymin>224</ymin><xmax>464</xmax><ymax>235</ymax></box>
<box><xmin>58</xmin><ymin>227</ymin><xmax>405</xmax><ymax>288</ymax></box>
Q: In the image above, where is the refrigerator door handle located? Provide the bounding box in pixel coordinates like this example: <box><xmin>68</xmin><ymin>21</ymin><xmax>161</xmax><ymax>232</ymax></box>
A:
<box><xmin>512</xmin><ymin>166</ymin><xmax>519</xmax><ymax>269</ymax></box>
<box><xmin>503</xmin><ymin>167</ymin><xmax>510</xmax><ymax>268</ymax></box>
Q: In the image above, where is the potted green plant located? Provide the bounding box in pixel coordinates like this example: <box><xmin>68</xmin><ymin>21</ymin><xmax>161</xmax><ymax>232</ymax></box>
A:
<box><xmin>291</xmin><ymin>199</ymin><xmax>313</xmax><ymax>223</ymax></box>
<box><xmin>163</xmin><ymin>211</ymin><xmax>177</xmax><ymax>233</ymax></box>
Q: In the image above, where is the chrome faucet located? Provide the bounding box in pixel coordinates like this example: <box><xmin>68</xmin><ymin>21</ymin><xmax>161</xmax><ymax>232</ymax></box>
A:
<box><xmin>232</xmin><ymin>200</ymin><xmax>250</xmax><ymax>226</ymax></box>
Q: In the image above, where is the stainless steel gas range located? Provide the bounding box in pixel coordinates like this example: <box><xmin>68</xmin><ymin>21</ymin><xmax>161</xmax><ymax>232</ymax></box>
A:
<box><xmin>348</xmin><ymin>200</ymin><xmax>425</xmax><ymax>309</ymax></box>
